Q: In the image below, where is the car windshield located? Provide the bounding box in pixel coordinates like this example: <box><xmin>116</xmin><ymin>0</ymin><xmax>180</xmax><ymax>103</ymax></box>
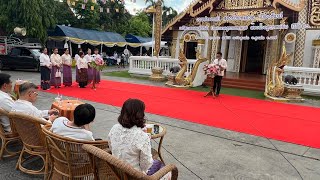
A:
<box><xmin>30</xmin><ymin>49</ymin><xmax>41</xmax><ymax>57</ymax></box>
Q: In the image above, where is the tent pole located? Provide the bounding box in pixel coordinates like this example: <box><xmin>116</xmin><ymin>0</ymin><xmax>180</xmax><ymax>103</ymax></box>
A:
<box><xmin>69</xmin><ymin>41</ymin><xmax>72</xmax><ymax>57</ymax></box>
<box><xmin>140</xmin><ymin>46</ymin><xmax>142</xmax><ymax>56</ymax></box>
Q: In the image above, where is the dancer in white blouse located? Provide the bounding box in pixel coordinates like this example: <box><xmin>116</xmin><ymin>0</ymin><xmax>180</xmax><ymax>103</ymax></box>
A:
<box><xmin>76</xmin><ymin>52</ymin><xmax>88</xmax><ymax>88</ymax></box>
<box><xmin>92</xmin><ymin>48</ymin><xmax>102</xmax><ymax>83</ymax></box>
<box><xmin>61</xmin><ymin>48</ymin><xmax>72</xmax><ymax>87</ymax></box>
<box><xmin>75</xmin><ymin>48</ymin><xmax>83</xmax><ymax>83</ymax></box>
<box><xmin>39</xmin><ymin>48</ymin><xmax>51</xmax><ymax>90</ymax></box>
<box><xmin>84</xmin><ymin>48</ymin><xmax>94</xmax><ymax>84</ymax></box>
<box><xmin>50</xmin><ymin>48</ymin><xmax>62</xmax><ymax>88</ymax></box>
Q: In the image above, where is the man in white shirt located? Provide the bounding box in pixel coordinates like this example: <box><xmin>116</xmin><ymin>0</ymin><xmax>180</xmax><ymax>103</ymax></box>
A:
<box><xmin>0</xmin><ymin>73</ymin><xmax>14</xmax><ymax>132</ymax></box>
<box><xmin>212</xmin><ymin>52</ymin><xmax>228</xmax><ymax>97</ymax></box>
<box><xmin>11</xmin><ymin>82</ymin><xmax>58</xmax><ymax>123</ymax></box>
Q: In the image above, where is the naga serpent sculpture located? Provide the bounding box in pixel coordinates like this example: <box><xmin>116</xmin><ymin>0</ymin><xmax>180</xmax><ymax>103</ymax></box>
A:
<box><xmin>266</xmin><ymin>43</ymin><xmax>292</xmax><ymax>97</ymax></box>
<box><xmin>174</xmin><ymin>47</ymin><xmax>208</xmax><ymax>86</ymax></box>
<box><xmin>175</xmin><ymin>48</ymin><xmax>188</xmax><ymax>85</ymax></box>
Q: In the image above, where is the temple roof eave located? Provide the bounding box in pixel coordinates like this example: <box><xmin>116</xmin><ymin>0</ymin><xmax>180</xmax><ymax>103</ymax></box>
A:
<box><xmin>162</xmin><ymin>0</ymin><xmax>307</xmax><ymax>35</ymax></box>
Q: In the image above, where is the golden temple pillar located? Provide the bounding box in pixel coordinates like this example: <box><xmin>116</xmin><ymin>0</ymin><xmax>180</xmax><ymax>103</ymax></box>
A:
<box><xmin>154</xmin><ymin>0</ymin><xmax>162</xmax><ymax>57</ymax></box>
<box><xmin>293</xmin><ymin>2</ymin><xmax>309</xmax><ymax>67</ymax></box>
<box><xmin>210</xmin><ymin>30</ymin><xmax>219</xmax><ymax>63</ymax></box>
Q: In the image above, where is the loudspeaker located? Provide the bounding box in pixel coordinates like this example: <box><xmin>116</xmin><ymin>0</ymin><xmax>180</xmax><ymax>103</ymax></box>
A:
<box><xmin>14</xmin><ymin>27</ymin><xmax>27</xmax><ymax>36</ymax></box>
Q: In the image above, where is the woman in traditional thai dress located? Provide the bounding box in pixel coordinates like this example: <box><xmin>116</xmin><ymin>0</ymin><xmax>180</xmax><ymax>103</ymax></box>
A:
<box><xmin>84</xmin><ymin>48</ymin><xmax>94</xmax><ymax>84</ymax></box>
<box><xmin>50</xmin><ymin>48</ymin><xmax>62</xmax><ymax>88</ymax></box>
<box><xmin>61</xmin><ymin>48</ymin><xmax>72</xmax><ymax>87</ymax></box>
<box><xmin>77</xmin><ymin>52</ymin><xmax>88</xmax><ymax>88</ymax></box>
<box><xmin>92</xmin><ymin>48</ymin><xmax>102</xmax><ymax>83</ymax></box>
<box><xmin>75</xmin><ymin>48</ymin><xmax>83</xmax><ymax>83</ymax></box>
<box><xmin>39</xmin><ymin>48</ymin><xmax>51</xmax><ymax>90</ymax></box>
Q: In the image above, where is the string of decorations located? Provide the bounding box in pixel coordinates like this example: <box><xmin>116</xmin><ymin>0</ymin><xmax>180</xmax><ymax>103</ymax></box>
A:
<box><xmin>55</xmin><ymin>0</ymin><xmax>134</xmax><ymax>13</ymax></box>
<box><xmin>55</xmin><ymin>0</ymin><xmax>173</xmax><ymax>14</ymax></box>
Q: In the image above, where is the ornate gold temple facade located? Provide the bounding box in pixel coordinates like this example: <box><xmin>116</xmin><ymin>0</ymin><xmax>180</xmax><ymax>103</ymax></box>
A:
<box><xmin>162</xmin><ymin>0</ymin><xmax>320</xmax><ymax>77</ymax></box>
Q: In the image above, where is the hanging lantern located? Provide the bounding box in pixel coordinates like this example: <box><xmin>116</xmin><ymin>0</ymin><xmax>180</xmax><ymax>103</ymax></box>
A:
<box><xmin>115</xmin><ymin>8</ymin><xmax>119</xmax><ymax>13</ymax></box>
<box><xmin>106</xmin><ymin>8</ymin><xmax>110</xmax><ymax>13</ymax></box>
<box><xmin>72</xmin><ymin>1</ymin><xmax>75</xmax><ymax>6</ymax></box>
<box><xmin>64</xmin><ymin>40</ymin><xmax>69</xmax><ymax>49</ymax></box>
<box><xmin>100</xmin><ymin>7</ymin><xmax>103</xmax><ymax>12</ymax></box>
<box><xmin>78</xmin><ymin>44</ymin><xmax>81</xmax><ymax>48</ymax></box>
<box><xmin>91</xmin><ymin>5</ymin><xmax>94</xmax><ymax>10</ymax></box>
<box><xmin>82</xmin><ymin>4</ymin><xmax>86</xmax><ymax>9</ymax></box>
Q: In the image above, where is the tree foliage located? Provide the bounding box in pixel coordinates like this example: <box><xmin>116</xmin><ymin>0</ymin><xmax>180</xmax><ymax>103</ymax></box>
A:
<box><xmin>98</xmin><ymin>0</ymin><xmax>131</xmax><ymax>35</ymax></box>
<box><xmin>0</xmin><ymin>0</ymin><xmax>57</xmax><ymax>43</ymax></box>
<box><xmin>126</xmin><ymin>12</ymin><xmax>152</xmax><ymax>37</ymax></box>
<box><xmin>0</xmin><ymin>0</ymin><xmax>177</xmax><ymax>41</ymax></box>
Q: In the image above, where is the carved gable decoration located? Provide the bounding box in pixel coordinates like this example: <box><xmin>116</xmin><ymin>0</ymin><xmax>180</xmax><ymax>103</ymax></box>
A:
<box><xmin>217</xmin><ymin>0</ymin><xmax>269</xmax><ymax>10</ymax></box>
<box><xmin>310</xmin><ymin>0</ymin><xmax>320</xmax><ymax>27</ymax></box>
<box><xmin>272</xmin><ymin>0</ymin><xmax>306</xmax><ymax>12</ymax></box>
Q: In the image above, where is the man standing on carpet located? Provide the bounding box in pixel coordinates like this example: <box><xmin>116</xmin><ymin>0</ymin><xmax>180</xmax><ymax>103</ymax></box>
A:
<box><xmin>212</xmin><ymin>52</ymin><xmax>227</xmax><ymax>97</ymax></box>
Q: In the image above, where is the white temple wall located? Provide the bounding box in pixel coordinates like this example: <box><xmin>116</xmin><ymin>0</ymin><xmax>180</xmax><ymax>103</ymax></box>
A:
<box><xmin>303</xmin><ymin>30</ymin><xmax>320</xmax><ymax>67</ymax></box>
<box><xmin>285</xmin><ymin>29</ymin><xmax>296</xmax><ymax>67</ymax></box>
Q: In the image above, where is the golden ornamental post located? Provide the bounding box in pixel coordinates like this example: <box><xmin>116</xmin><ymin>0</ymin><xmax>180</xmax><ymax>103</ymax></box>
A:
<box><xmin>154</xmin><ymin>0</ymin><xmax>162</xmax><ymax>58</ymax></box>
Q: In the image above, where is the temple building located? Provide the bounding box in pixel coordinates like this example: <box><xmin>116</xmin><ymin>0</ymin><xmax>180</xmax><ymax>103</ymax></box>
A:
<box><xmin>161</xmin><ymin>0</ymin><xmax>320</xmax><ymax>90</ymax></box>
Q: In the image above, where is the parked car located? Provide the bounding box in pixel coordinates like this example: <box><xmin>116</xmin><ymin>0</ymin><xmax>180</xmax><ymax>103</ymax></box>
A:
<box><xmin>0</xmin><ymin>47</ymin><xmax>41</xmax><ymax>71</ymax></box>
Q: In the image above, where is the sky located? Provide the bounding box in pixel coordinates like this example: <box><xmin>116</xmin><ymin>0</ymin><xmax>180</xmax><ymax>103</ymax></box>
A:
<box><xmin>124</xmin><ymin>0</ymin><xmax>194</xmax><ymax>15</ymax></box>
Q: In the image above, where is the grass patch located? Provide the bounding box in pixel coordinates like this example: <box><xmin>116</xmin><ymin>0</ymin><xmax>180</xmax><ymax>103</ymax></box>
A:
<box><xmin>302</xmin><ymin>95</ymin><xmax>320</xmax><ymax>100</ymax></box>
<box><xmin>104</xmin><ymin>70</ymin><xmax>149</xmax><ymax>80</ymax></box>
<box><xmin>104</xmin><ymin>71</ymin><xmax>132</xmax><ymax>78</ymax></box>
<box><xmin>191</xmin><ymin>86</ymin><xmax>265</xmax><ymax>99</ymax></box>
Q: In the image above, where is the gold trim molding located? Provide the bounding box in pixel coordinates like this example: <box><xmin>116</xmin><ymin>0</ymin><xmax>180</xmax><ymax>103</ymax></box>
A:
<box><xmin>272</xmin><ymin>0</ymin><xmax>306</xmax><ymax>12</ymax></box>
<box><xmin>312</xmin><ymin>39</ymin><xmax>320</xmax><ymax>46</ymax></box>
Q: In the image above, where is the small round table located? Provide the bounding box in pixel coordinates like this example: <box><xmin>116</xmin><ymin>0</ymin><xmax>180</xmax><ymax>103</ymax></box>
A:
<box><xmin>51</xmin><ymin>100</ymin><xmax>84</xmax><ymax>121</ymax></box>
<box><xmin>146</xmin><ymin>122</ymin><xmax>166</xmax><ymax>163</ymax></box>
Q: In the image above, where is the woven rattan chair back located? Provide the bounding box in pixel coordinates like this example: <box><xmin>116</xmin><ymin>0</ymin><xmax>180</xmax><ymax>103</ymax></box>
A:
<box><xmin>9</xmin><ymin>112</ymin><xmax>48</xmax><ymax>149</ymax></box>
<box><xmin>8</xmin><ymin>111</ymin><xmax>50</xmax><ymax>178</ymax></box>
<box><xmin>0</xmin><ymin>108</ymin><xmax>21</xmax><ymax>159</ymax></box>
<box><xmin>82</xmin><ymin>144</ymin><xmax>178</xmax><ymax>180</ymax></box>
<box><xmin>42</xmin><ymin>124</ymin><xmax>108</xmax><ymax>180</ymax></box>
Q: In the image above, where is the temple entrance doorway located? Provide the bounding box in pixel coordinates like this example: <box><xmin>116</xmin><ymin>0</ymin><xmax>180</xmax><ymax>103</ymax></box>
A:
<box><xmin>240</xmin><ymin>26</ymin><xmax>267</xmax><ymax>74</ymax></box>
<box><xmin>184</xmin><ymin>42</ymin><xmax>197</xmax><ymax>59</ymax></box>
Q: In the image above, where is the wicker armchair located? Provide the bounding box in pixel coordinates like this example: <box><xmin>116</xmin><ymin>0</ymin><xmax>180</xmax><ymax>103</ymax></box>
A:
<box><xmin>82</xmin><ymin>144</ymin><xmax>179</xmax><ymax>180</ymax></box>
<box><xmin>8</xmin><ymin>111</ymin><xmax>50</xmax><ymax>179</ymax></box>
<box><xmin>42</xmin><ymin>124</ymin><xmax>109</xmax><ymax>180</ymax></box>
<box><xmin>0</xmin><ymin>108</ymin><xmax>21</xmax><ymax>159</ymax></box>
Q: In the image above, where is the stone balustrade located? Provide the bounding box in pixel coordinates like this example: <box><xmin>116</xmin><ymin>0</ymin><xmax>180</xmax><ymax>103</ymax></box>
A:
<box><xmin>284</xmin><ymin>66</ymin><xmax>320</xmax><ymax>96</ymax></box>
<box><xmin>129</xmin><ymin>56</ymin><xmax>196</xmax><ymax>76</ymax></box>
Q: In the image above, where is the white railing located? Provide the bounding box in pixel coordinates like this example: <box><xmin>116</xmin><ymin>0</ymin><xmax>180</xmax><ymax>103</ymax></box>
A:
<box><xmin>129</xmin><ymin>56</ymin><xmax>196</xmax><ymax>76</ymax></box>
<box><xmin>283</xmin><ymin>66</ymin><xmax>320</xmax><ymax>95</ymax></box>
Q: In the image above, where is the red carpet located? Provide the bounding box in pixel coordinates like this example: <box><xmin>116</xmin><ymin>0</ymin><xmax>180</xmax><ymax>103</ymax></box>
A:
<box><xmin>44</xmin><ymin>80</ymin><xmax>320</xmax><ymax>148</ymax></box>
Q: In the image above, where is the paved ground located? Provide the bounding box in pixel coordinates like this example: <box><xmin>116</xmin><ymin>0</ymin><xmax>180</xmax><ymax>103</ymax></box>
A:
<box><xmin>1</xmin><ymin>69</ymin><xmax>320</xmax><ymax>180</ymax></box>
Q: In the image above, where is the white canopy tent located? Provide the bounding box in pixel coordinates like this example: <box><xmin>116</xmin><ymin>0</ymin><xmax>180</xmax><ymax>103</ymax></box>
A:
<box><xmin>141</xmin><ymin>41</ymin><xmax>167</xmax><ymax>48</ymax></box>
<box><xmin>140</xmin><ymin>41</ymin><xmax>168</xmax><ymax>56</ymax></box>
